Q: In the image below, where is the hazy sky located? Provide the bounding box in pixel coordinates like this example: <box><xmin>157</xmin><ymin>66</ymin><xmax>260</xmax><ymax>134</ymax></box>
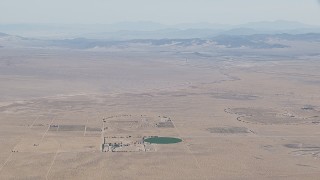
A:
<box><xmin>1</xmin><ymin>0</ymin><xmax>320</xmax><ymax>25</ymax></box>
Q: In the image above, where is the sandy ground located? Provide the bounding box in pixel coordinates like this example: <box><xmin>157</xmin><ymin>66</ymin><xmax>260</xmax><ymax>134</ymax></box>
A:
<box><xmin>0</xmin><ymin>48</ymin><xmax>320</xmax><ymax>179</ymax></box>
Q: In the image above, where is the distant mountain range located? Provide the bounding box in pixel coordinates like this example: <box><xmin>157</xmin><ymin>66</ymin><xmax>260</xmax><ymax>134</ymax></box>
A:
<box><xmin>1</xmin><ymin>20</ymin><xmax>320</xmax><ymax>50</ymax></box>
<box><xmin>1</xmin><ymin>31</ymin><xmax>320</xmax><ymax>50</ymax></box>
<box><xmin>0</xmin><ymin>32</ymin><xmax>9</xmax><ymax>37</ymax></box>
<box><xmin>0</xmin><ymin>20</ymin><xmax>320</xmax><ymax>39</ymax></box>
<box><xmin>236</xmin><ymin>20</ymin><xmax>315</xmax><ymax>30</ymax></box>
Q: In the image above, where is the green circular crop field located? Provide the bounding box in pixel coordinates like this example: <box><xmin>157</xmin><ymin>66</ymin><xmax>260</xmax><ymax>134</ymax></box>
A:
<box><xmin>144</xmin><ymin>137</ymin><xmax>182</xmax><ymax>144</ymax></box>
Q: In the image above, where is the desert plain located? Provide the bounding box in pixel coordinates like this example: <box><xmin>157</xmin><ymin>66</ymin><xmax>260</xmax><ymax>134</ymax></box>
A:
<box><xmin>0</xmin><ymin>42</ymin><xmax>320</xmax><ymax>180</ymax></box>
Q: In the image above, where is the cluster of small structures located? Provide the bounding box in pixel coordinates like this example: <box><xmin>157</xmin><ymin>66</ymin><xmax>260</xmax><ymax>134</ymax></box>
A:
<box><xmin>156</xmin><ymin>116</ymin><xmax>174</xmax><ymax>128</ymax></box>
<box><xmin>101</xmin><ymin>114</ymin><xmax>178</xmax><ymax>153</ymax></box>
<box><xmin>101</xmin><ymin>136</ymin><xmax>156</xmax><ymax>152</ymax></box>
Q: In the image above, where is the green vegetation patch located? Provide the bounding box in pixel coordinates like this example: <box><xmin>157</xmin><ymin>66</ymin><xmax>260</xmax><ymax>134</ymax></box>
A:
<box><xmin>144</xmin><ymin>137</ymin><xmax>182</xmax><ymax>144</ymax></box>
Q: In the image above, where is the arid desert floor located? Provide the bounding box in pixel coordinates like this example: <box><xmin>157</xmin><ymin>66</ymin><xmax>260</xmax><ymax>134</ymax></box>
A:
<box><xmin>0</xmin><ymin>48</ymin><xmax>320</xmax><ymax>179</ymax></box>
